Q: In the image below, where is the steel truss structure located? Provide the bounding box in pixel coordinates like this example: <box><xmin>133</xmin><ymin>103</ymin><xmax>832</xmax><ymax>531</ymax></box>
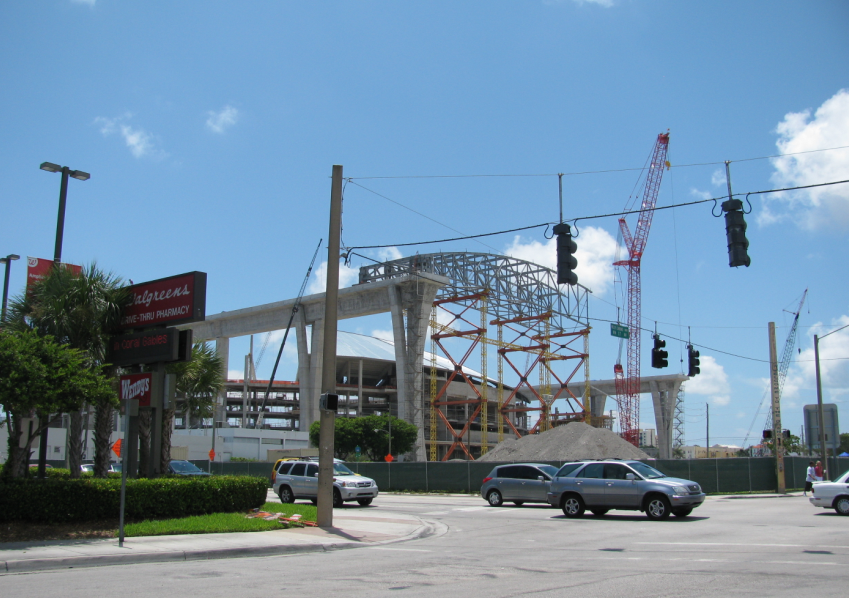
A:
<box><xmin>360</xmin><ymin>252</ymin><xmax>590</xmax><ymax>461</ymax></box>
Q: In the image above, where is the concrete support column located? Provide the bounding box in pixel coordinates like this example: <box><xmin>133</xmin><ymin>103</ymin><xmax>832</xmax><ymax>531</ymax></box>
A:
<box><xmin>388</xmin><ymin>285</ymin><xmax>408</xmax><ymax>421</ymax></box>
<box><xmin>307</xmin><ymin>318</ymin><xmax>325</xmax><ymax>431</ymax></box>
<box><xmin>651</xmin><ymin>379</ymin><xmax>681</xmax><ymax>459</ymax></box>
<box><xmin>295</xmin><ymin>311</ymin><xmax>311</xmax><ymax>432</ymax></box>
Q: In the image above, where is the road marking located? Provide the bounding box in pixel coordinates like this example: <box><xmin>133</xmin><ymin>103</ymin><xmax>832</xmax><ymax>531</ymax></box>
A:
<box><xmin>422</xmin><ymin>511</ymin><xmax>448</xmax><ymax>515</ymax></box>
<box><xmin>367</xmin><ymin>546</ymin><xmax>430</xmax><ymax>552</ymax></box>
<box><xmin>637</xmin><ymin>542</ymin><xmax>849</xmax><ymax>549</ymax></box>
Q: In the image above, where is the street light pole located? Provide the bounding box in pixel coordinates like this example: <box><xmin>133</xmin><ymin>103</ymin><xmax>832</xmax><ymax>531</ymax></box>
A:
<box><xmin>38</xmin><ymin>161</ymin><xmax>90</xmax><ymax>479</ymax></box>
<box><xmin>814</xmin><ymin>323</ymin><xmax>849</xmax><ymax>481</ymax></box>
<box><xmin>1</xmin><ymin>254</ymin><xmax>20</xmax><ymax>322</ymax></box>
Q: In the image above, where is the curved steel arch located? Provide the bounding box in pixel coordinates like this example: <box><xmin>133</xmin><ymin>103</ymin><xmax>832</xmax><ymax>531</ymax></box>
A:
<box><xmin>358</xmin><ymin>252</ymin><xmax>589</xmax><ymax>332</ymax></box>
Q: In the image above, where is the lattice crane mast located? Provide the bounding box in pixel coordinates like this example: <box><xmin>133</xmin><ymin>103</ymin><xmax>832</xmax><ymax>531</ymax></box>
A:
<box><xmin>613</xmin><ymin>132</ymin><xmax>670</xmax><ymax>446</ymax></box>
<box><xmin>742</xmin><ymin>289</ymin><xmax>807</xmax><ymax>448</ymax></box>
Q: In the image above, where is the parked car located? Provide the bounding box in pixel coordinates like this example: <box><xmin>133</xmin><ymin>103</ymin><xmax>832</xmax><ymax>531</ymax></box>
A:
<box><xmin>167</xmin><ymin>460</ymin><xmax>211</xmax><ymax>476</ymax></box>
<box><xmin>547</xmin><ymin>460</ymin><xmax>705</xmax><ymax>520</ymax></box>
<box><xmin>809</xmin><ymin>469</ymin><xmax>849</xmax><ymax>515</ymax></box>
<box><xmin>480</xmin><ymin>463</ymin><xmax>561</xmax><ymax>506</ymax></box>
<box><xmin>271</xmin><ymin>459</ymin><xmax>378</xmax><ymax>508</ymax></box>
<box><xmin>80</xmin><ymin>463</ymin><xmax>122</xmax><ymax>473</ymax></box>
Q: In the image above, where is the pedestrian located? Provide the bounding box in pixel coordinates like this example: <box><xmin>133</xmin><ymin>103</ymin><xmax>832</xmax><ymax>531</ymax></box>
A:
<box><xmin>815</xmin><ymin>460</ymin><xmax>824</xmax><ymax>481</ymax></box>
<box><xmin>804</xmin><ymin>461</ymin><xmax>816</xmax><ymax>496</ymax></box>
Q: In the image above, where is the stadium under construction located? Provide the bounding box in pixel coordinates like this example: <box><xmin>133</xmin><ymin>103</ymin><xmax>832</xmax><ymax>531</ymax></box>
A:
<box><xmin>185</xmin><ymin>252</ymin><xmax>686</xmax><ymax>461</ymax></box>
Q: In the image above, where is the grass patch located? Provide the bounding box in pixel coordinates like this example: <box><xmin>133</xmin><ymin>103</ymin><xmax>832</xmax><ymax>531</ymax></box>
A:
<box><xmin>124</xmin><ymin>502</ymin><xmax>317</xmax><ymax>537</ymax></box>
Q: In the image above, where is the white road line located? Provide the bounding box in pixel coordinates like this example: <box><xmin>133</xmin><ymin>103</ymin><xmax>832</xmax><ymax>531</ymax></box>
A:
<box><xmin>637</xmin><ymin>542</ymin><xmax>849</xmax><ymax>549</ymax></box>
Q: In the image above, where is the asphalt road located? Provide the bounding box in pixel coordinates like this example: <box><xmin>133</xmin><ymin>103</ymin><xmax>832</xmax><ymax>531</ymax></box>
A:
<box><xmin>3</xmin><ymin>493</ymin><xmax>846</xmax><ymax>597</ymax></box>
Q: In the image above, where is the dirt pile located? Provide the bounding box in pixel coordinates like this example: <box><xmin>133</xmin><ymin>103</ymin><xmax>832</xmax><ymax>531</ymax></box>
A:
<box><xmin>478</xmin><ymin>422</ymin><xmax>650</xmax><ymax>462</ymax></box>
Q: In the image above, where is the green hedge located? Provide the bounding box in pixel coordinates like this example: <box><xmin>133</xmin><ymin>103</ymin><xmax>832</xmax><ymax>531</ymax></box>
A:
<box><xmin>0</xmin><ymin>476</ymin><xmax>267</xmax><ymax>523</ymax></box>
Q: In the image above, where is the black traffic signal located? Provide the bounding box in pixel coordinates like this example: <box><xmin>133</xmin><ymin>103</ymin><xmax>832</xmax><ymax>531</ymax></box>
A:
<box><xmin>651</xmin><ymin>335</ymin><xmax>668</xmax><ymax>369</ymax></box>
<box><xmin>687</xmin><ymin>345</ymin><xmax>700</xmax><ymax>377</ymax></box>
<box><xmin>553</xmin><ymin>223</ymin><xmax>578</xmax><ymax>285</ymax></box>
<box><xmin>762</xmin><ymin>429</ymin><xmax>772</xmax><ymax>440</ymax></box>
<box><xmin>782</xmin><ymin>429</ymin><xmax>791</xmax><ymax>440</ymax></box>
<box><xmin>722</xmin><ymin>198</ymin><xmax>751</xmax><ymax>268</ymax></box>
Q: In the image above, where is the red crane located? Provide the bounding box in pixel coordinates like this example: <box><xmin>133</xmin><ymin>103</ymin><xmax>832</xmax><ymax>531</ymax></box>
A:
<box><xmin>613</xmin><ymin>132</ymin><xmax>670</xmax><ymax>446</ymax></box>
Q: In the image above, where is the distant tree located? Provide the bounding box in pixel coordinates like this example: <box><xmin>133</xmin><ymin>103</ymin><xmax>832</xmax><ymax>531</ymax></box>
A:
<box><xmin>0</xmin><ymin>330</ymin><xmax>115</xmax><ymax>479</ymax></box>
<box><xmin>310</xmin><ymin>414</ymin><xmax>418</xmax><ymax>461</ymax></box>
<box><xmin>763</xmin><ymin>433</ymin><xmax>804</xmax><ymax>455</ymax></box>
<box><xmin>839</xmin><ymin>433</ymin><xmax>849</xmax><ymax>456</ymax></box>
<box><xmin>162</xmin><ymin>342</ymin><xmax>224</xmax><ymax>472</ymax></box>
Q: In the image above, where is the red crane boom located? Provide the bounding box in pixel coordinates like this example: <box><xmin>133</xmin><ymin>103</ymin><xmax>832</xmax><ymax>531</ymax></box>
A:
<box><xmin>613</xmin><ymin>132</ymin><xmax>670</xmax><ymax>446</ymax></box>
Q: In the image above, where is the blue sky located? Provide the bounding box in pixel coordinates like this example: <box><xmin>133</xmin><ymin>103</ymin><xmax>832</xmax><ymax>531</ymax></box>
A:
<box><xmin>1</xmin><ymin>1</ymin><xmax>847</xmax><ymax>448</ymax></box>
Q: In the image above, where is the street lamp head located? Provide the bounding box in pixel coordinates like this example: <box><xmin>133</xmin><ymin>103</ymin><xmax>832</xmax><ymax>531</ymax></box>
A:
<box><xmin>40</xmin><ymin>162</ymin><xmax>62</xmax><ymax>173</ymax></box>
<box><xmin>70</xmin><ymin>170</ymin><xmax>90</xmax><ymax>181</ymax></box>
<box><xmin>1</xmin><ymin>255</ymin><xmax>20</xmax><ymax>263</ymax></box>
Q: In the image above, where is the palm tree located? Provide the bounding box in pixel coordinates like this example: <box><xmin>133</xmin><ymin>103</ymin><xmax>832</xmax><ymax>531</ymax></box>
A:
<box><xmin>163</xmin><ymin>342</ymin><xmax>225</xmax><ymax>472</ymax></box>
<box><xmin>6</xmin><ymin>263</ymin><xmax>129</xmax><ymax>477</ymax></box>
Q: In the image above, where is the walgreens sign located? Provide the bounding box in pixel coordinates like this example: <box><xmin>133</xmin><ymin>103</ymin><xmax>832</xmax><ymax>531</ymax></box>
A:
<box><xmin>120</xmin><ymin>272</ymin><xmax>206</xmax><ymax>330</ymax></box>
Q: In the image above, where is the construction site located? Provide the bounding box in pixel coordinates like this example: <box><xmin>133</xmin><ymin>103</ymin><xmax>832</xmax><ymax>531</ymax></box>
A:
<box><xmin>175</xmin><ymin>133</ymin><xmax>703</xmax><ymax>463</ymax></box>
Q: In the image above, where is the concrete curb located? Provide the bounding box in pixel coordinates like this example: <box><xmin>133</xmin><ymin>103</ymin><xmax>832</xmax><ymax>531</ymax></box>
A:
<box><xmin>1</xmin><ymin>515</ymin><xmax>441</xmax><ymax>573</ymax></box>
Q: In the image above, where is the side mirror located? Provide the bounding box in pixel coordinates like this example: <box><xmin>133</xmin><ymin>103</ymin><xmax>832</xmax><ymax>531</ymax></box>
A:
<box><xmin>537</xmin><ymin>475</ymin><xmax>545</xmax><ymax>481</ymax></box>
<box><xmin>314</xmin><ymin>472</ymin><xmax>319</xmax><ymax>477</ymax></box>
<box><xmin>625</xmin><ymin>473</ymin><xmax>637</xmax><ymax>481</ymax></box>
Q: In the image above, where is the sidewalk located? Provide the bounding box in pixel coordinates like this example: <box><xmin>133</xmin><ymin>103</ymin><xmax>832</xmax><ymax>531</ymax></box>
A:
<box><xmin>0</xmin><ymin>510</ymin><xmax>440</xmax><ymax>574</ymax></box>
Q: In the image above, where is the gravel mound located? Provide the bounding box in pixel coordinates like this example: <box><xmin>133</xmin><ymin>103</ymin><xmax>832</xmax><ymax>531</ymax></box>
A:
<box><xmin>478</xmin><ymin>422</ymin><xmax>650</xmax><ymax>462</ymax></box>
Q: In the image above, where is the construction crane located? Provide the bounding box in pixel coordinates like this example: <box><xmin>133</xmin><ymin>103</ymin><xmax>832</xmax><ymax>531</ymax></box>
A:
<box><xmin>613</xmin><ymin>132</ymin><xmax>670</xmax><ymax>446</ymax></box>
<box><xmin>254</xmin><ymin>239</ymin><xmax>322</xmax><ymax>429</ymax></box>
<box><xmin>742</xmin><ymin>289</ymin><xmax>808</xmax><ymax>449</ymax></box>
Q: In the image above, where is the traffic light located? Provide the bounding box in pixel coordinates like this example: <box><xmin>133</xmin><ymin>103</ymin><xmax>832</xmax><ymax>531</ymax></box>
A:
<box><xmin>722</xmin><ymin>198</ymin><xmax>751</xmax><ymax>267</ymax></box>
<box><xmin>553</xmin><ymin>223</ymin><xmax>578</xmax><ymax>285</ymax></box>
<box><xmin>782</xmin><ymin>429</ymin><xmax>791</xmax><ymax>440</ymax></box>
<box><xmin>762</xmin><ymin>429</ymin><xmax>772</xmax><ymax>440</ymax></box>
<box><xmin>687</xmin><ymin>344</ymin><xmax>700</xmax><ymax>377</ymax></box>
<box><xmin>651</xmin><ymin>335</ymin><xmax>668</xmax><ymax>369</ymax></box>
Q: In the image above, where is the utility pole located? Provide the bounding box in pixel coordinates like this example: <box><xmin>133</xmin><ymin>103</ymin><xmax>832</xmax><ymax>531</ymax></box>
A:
<box><xmin>768</xmin><ymin>322</ymin><xmax>786</xmax><ymax>493</ymax></box>
<box><xmin>317</xmin><ymin>165</ymin><xmax>343</xmax><ymax>528</ymax></box>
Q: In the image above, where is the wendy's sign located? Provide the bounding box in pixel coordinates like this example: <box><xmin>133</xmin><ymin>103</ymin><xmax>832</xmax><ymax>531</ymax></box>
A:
<box><xmin>120</xmin><ymin>373</ymin><xmax>153</xmax><ymax>408</ymax></box>
<box><xmin>120</xmin><ymin>272</ymin><xmax>206</xmax><ymax>330</ymax></box>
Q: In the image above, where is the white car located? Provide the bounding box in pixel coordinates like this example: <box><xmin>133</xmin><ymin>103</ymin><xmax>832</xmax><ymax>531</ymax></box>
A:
<box><xmin>809</xmin><ymin>469</ymin><xmax>849</xmax><ymax>515</ymax></box>
<box><xmin>271</xmin><ymin>459</ymin><xmax>378</xmax><ymax>508</ymax></box>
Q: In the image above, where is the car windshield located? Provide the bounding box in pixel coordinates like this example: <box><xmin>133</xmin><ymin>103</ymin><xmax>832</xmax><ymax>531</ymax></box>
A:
<box><xmin>628</xmin><ymin>462</ymin><xmax>666</xmax><ymax>479</ymax></box>
<box><xmin>171</xmin><ymin>461</ymin><xmax>202</xmax><ymax>473</ymax></box>
<box><xmin>334</xmin><ymin>463</ymin><xmax>355</xmax><ymax>476</ymax></box>
<box><xmin>538</xmin><ymin>465</ymin><xmax>559</xmax><ymax>477</ymax></box>
<box><xmin>112</xmin><ymin>464</ymin><xmax>122</xmax><ymax>472</ymax></box>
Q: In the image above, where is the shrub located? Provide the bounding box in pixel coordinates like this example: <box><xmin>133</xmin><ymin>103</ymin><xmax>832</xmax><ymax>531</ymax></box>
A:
<box><xmin>0</xmin><ymin>475</ymin><xmax>267</xmax><ymax>523</ymax></box>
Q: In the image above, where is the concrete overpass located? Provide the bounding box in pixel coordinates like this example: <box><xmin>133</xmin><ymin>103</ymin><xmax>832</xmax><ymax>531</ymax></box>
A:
<box><xmin>184</xmin><ymin>272</ymin><xmax>449</xmax><ymax>461</ymax></box>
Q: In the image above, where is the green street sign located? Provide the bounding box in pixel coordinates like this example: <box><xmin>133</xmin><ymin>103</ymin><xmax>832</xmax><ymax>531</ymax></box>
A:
<box><xmin>611</xmin><ymin>323</ymin><xmax>630</xmax><ymax>339</ymax></box>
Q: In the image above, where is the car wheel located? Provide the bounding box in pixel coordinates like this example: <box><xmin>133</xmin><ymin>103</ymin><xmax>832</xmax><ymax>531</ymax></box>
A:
<box><xmin>590</xmin><ymin>509</ymin><xmax>608</xmax><ymax>517</ymax></box>
<box><xmin>487</xmin><ymin>489</ymin><xmax>503</xmax><ymax>507</ymax></box>
<box><xmin>645</xmin><ymin>495</ymin><xmax>672</xmax><ymax>520</ymax></box>
<box><xmin>512</xmin><ymin>501</ymin><xmax>525</xmax><ymax>506</ymax></box>
<box><xmin>278</xmin><ymin>486</ymin><xmax>295</xmax><ymax>504</ymax></box>
<box><xmin>561</xmin><ymin>495</ymin><xmax>585</xmax><ymax>518</ymax></box>
<box><xmin>333</xmin><ymin>488</ymin><xmax>343</xmax><ymax>508</ymax></box>
<box><xmin>673</xmin><ymin>508</ymin><xmax>693</xmax><ymax>518</ymax></box>
<box><xmin>834</xmin><ymin>496</ymin><xmax>849</xmax><ymax>515</ymax></box>
<box><xmin>357</xmin><ymin>498</ymin><xmax>373</xmax><ymax>506</ymax></box>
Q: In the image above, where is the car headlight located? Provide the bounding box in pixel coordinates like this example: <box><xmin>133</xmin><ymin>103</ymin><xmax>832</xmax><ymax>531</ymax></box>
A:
<box><xmin>672</xmin><ymin>486</ymin><xmax>689</xmax><ymax>495</ymax></box>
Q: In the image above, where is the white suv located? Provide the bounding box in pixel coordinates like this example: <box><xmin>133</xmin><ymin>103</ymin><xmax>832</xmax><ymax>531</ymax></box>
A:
<box><xmin>272</xmin><ymin>459</ymin><xmax>378</xmax><ymax>508</ymax></box>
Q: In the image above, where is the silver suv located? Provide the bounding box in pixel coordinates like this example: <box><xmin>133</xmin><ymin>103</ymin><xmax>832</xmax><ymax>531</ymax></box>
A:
<box><xmin>547</xmin><ymin>460</ymin><xmax>705</xmax><ymax>520</ymax></box>
<box><xmin>272</xmin><ymin>459</ymin><xmax>378</xmax><ymax>508</ymax></box>
<box><xmin>480</xmin><ymin>463</ymin><xmax>559</xmax><ymax>506</ymax></box>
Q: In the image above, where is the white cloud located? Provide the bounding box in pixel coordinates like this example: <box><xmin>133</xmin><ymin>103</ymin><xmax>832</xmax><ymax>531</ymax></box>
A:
<box><xmin>690</xmin><ymin>188</ymin><xmax>713</xmax><ymax>201</ymax></box>
<box><xmin>786</xmin><ymin>314</ymin><xmax>849</xmax><ymax>402</ymax></box>
<box><xmin>206</xmin><ymin>105</ymin><xmax>239</xmax><ymax>134</ymax></box>
<box><xmin>710</xmin><ymin>168</ymin><xmax>726</xmax><ymax>188</ymax></box>
<box><xmin>307</xmin><ymin>260</ymin><xmax>360</xmax><ymax>295</ymax></box>
<box><xmin>94</xmin><ymin>113</ymin><xmax>166</xmax><ymax>159</ymax></box>
<box><xmin>376</xmin><ymin>247</ymin><xmax>403</xmax><ymax>262</ymax></box>
<box><xmin>371</xmin><ymin>329</ymin><xmax>394</xmax><ymax>342</ymax></box>
<box><xmin>684</xmin><ymin>355</ymin><xmax>731</xmax><ymax>406</ymax></box>
<box><xmin>764</xmin><ymin>89</ymin><xmax>849</xmax><ymax>230</ymax></box>
<box><xmin>503</xmin><ymin>225</ymin><xmax>617</xmax><ymax>296</ymax></box>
